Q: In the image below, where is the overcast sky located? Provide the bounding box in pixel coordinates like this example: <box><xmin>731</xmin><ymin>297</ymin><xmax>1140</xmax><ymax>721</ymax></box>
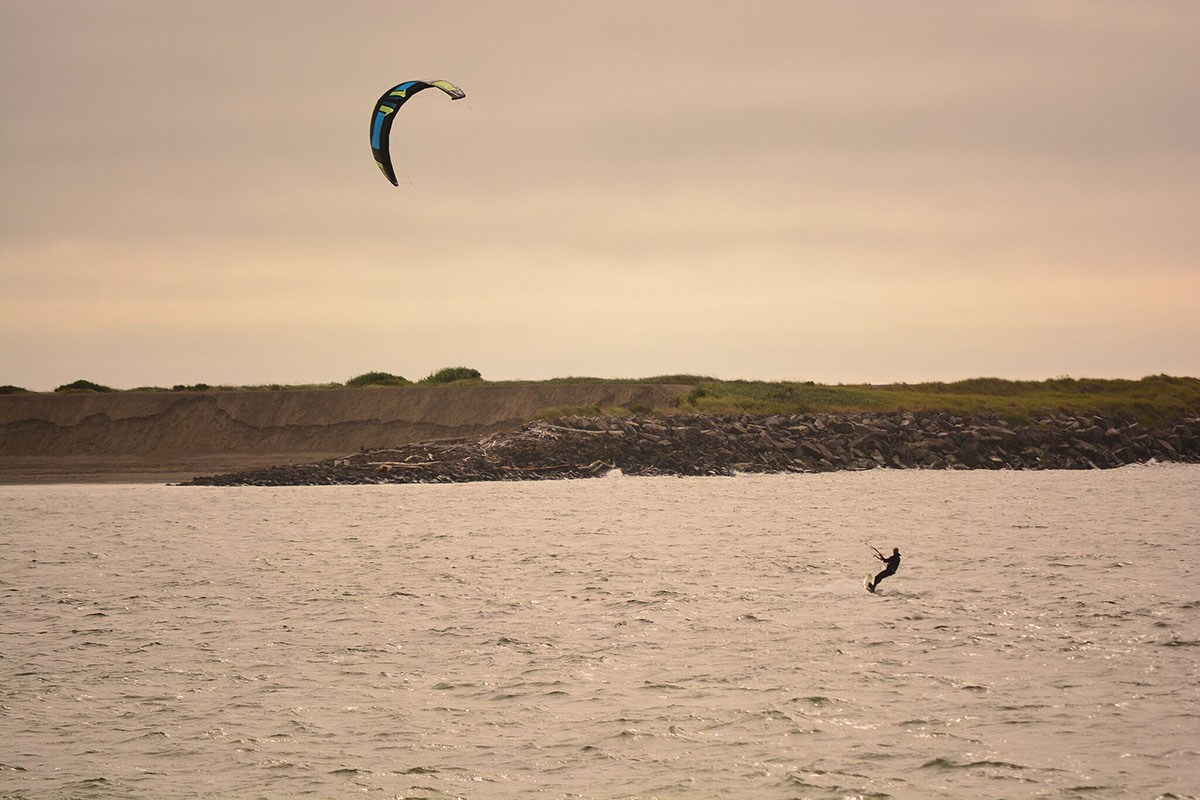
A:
<box><xmin>2</xmin><ymin>1</ymin><xmax>1198</xmax><ymax>390</ymax></box>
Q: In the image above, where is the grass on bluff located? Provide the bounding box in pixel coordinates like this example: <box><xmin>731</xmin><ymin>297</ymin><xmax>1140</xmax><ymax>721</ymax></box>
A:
<box><xmin>678</xmin><ymin>375</ymin><xmax>1200</xmax><ymax>427</ymax></box>
<box><xmin>28</xmin><ymin>371</ymin><xmax>1200</xmax><ymax>428</ymax></box>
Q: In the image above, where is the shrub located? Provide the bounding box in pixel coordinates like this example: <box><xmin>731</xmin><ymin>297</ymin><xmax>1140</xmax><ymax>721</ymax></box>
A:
<box><xmin>172</xmin><ymin>383</ymin><xmax>211</xmax><ymax>392</ymax></box>
<box><xmin>420</xmin><ymin>366</ymin><xmax>482</xmax><ymax>385</ymax></box>
<box><xmin>0</xmin><ymin>385</ymin><xmax>30</xmax><ymax>394</ymax></box>
<box><xmin>54</xmin><ymin>379</ymin><xmax>113</xmax><ymax>393</ymax></box>
<box><xmin>533</xmin><ymin>404</ymin><xmax>637</xmax><ymax>420</ymax></box>
<box><xmin>346</xmin><ymin>371</ymin><xmax>408</xmax><ymax>388</ymax></box>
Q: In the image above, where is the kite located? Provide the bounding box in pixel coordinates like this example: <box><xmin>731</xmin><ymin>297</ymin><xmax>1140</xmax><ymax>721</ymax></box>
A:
<box><xmin>369</xmin><ymin>79</ymin><xmax>466</xmax><ymax>186</ymax></box>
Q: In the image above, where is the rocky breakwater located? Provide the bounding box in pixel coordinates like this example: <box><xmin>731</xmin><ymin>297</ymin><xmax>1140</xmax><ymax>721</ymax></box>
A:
<box><xmin>183</xmin><ymin>411</ymin><xmax>1200</xmax><ymax>486</ymax></box>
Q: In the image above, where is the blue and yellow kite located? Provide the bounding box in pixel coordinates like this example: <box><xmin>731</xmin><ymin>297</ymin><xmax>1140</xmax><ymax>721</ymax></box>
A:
<box><xmin>369</xmin><ymin>79</ymin><xmax>465</xmax><ymax>186</ymax></box>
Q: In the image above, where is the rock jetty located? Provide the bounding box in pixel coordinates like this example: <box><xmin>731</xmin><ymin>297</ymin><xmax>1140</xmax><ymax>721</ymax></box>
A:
<box><xmin>182</xmin><ymin>411</ymin><xmax>1200</xmax><ymax>486</ymax></box>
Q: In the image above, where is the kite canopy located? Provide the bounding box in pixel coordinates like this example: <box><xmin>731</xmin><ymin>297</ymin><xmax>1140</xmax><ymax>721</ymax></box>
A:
<box><xmin>370</xmin><ymin>79</ymin><xmax>466</xmax><ymax>186</ymax></box>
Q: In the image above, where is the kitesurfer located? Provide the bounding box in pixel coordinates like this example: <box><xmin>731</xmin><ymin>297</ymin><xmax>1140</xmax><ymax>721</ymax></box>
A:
<box><xmin>867</xmin><ymin>547</ymin><xmax>901</xmax><ymax>592</ymax></box>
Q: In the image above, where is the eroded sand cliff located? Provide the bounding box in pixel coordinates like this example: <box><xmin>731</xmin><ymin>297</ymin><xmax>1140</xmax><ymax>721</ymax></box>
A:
<box><xmin>0</xmin><ymin>384</ymin><xmax>691</xmax><ymax>483</ymax></box>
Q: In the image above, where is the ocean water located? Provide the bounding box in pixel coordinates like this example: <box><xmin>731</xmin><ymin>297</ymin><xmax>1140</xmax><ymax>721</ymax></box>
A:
<box><xmin>2</xmin><ymin>465</ymin><xmax>1198</xmax><ymax>799</ymax></box>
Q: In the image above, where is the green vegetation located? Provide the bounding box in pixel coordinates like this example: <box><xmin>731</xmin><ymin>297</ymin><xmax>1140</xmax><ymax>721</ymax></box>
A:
<box><xmin>677</xmin><ymin>375</ymin><xmax>1200</xmax><ymax>427</ymax></box>
<box><xmin>54</xmin><ymin>379</ymin><xmax>114</xmax><ymax>393</ymax></box>
<box><xmin>233</xmin><ymin>382</ymin><xmax>344</xmax><ymax>392</ymax></box>
<box><xmin>0</xmin><ymin>385</ymin><xmax>30</xmax><ymax>395</ymax></box>
<box><xmin>346</xmin><ymin>371</ymin><xmax>409</xmax><ymax>388</ymax></box>
<box><xmin>534</xmin><ymin>404</ymin><xmax>631</xmax><ymax>420</ymax></box>
<box><xmin>419</xmin><ymin>366</ymin><xmax>482</xmax><ymax>385</ymax></box>
<box><xmin>14</xmin><ymin>372</ymin><xmax>1199</xmax><ymax>428</ymax></box>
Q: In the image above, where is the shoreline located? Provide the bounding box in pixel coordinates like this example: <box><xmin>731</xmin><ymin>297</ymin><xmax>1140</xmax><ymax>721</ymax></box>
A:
<box><xmin>0</xmin><ymin>454</ymin><xmax>343</xmax><ymax>485</ymax></box>
<box><xmin>0</xmin><ymin>383</ymin><xmax>691</xmax><ymax>484</ymax></box>
<box><xmin>6</xmin><ymin>381</ymin><xmax>1198</xmax><ymax>485</ymax></box>
<box><xmin>183</xmin><ymin>411</ymin><xmax>1200</xmax><ymax>486</ymax></box>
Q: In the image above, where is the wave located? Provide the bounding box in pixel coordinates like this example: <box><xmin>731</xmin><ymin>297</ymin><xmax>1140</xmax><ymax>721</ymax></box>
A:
<box><xmin>920</xmin><ymin>757</ymin><xmax>1032</xmax><ymax>771</ymax></box>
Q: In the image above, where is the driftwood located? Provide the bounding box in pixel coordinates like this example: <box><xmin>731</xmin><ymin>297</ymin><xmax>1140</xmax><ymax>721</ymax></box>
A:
<box><xmin>184</xmin><ymin>412</ymin><xmax>1200</xmax><ymax>486</ymax></box>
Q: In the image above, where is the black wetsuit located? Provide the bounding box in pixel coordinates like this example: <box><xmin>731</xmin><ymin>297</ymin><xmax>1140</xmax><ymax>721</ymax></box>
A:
<box><xmin>871</xmin><ymin>552</ymin><xmax>901</xmax><ymax>589</ymax></box>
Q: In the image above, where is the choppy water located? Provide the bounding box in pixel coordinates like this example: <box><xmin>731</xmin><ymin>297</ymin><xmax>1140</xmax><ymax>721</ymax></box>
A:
<box><xmin>2</xmin><ymin>465</ymin><xmax>1198</xmax><ymax>799</ymax></box>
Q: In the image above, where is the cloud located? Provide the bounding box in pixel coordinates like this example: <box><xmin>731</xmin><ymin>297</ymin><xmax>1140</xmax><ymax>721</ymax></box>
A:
<box><xmin>2</xmin><ymin>1</ymin><xmax>1198</xmax><ymax>389</ymax></box>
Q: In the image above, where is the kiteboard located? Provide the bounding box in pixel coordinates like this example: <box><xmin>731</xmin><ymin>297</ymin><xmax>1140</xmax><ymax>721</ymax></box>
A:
<box><xmin>864</xmin><ymin>574</ymin><xmax>875</xmax><ymax>593</ymax></box>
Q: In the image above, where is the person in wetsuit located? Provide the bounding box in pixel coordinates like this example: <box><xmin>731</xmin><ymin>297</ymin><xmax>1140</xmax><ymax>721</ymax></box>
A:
<box><xmin>868</xmin><ymin>547</ymin><xmax>901</xmax><ymax>592</ymax></box>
